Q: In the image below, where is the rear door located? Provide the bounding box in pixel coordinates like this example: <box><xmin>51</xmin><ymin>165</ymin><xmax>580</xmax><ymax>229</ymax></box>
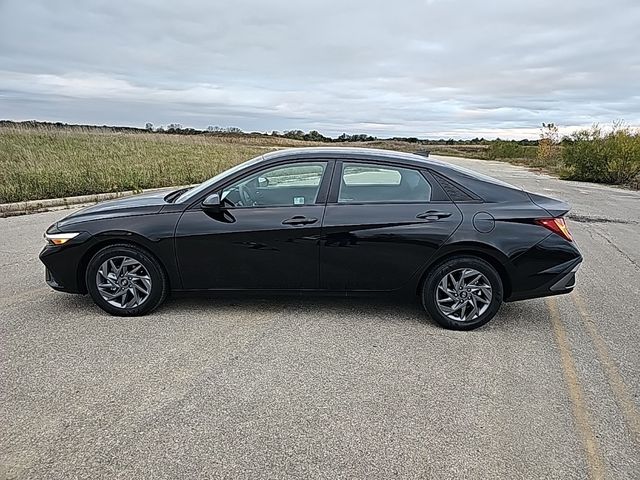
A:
<box><xmin>320</xmin><ymin>160</ymin><xmax>462</xmax><ymax>291</ymax></box>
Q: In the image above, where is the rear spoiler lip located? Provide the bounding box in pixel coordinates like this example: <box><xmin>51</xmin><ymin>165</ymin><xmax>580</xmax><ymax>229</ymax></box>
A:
<box><xmin>526</xmin><ymin>191</ymin><xmax>570</xmax><ymax>218</ymax></box>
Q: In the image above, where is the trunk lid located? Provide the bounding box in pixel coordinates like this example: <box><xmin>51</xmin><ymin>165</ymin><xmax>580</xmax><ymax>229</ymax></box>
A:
<box><xmin>527</xmin><ymin>192</ymin><xmax>570</xmax><ymax>217</ymax></box>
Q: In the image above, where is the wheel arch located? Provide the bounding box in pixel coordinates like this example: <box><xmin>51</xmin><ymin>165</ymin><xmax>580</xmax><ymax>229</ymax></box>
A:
<box><xmin>76</xmin><ymin>234</ymin><xmax>171</xmax><ymax>294</ymax></box>
<box><xmin>415</xmin><ymin>242</ymin><xmax>512</xmax><ymax>299</ymax></box>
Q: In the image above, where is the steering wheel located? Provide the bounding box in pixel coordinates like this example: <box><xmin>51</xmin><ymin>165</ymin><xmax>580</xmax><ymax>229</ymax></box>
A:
<box><xmin>239</xmin><ymin>183</ymin><xmax>257</xmax><ymax>206</ymax></box>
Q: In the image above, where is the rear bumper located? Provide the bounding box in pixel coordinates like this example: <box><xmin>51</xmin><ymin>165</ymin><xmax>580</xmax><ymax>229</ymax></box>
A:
<box><xmin>549</xmin><ymin>262</ymin><xmax>580</xmax><ymax>292</ymax></box>
<box><xmin>506</xmin><ymin>257</ymin><xmax>581</xmax><ymax>302</ymax></box>
<box><xmin>506</xmin><ymin>232</ymin><xmax>583</xmax><ymax>302</ymax></box>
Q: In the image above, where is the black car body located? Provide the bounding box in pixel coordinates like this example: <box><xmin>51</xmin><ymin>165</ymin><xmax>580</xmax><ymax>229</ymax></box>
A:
<box><xmin>41</xmin><ymin>148</ymin><xmax>582</xmax><ymax>329</ymax></box>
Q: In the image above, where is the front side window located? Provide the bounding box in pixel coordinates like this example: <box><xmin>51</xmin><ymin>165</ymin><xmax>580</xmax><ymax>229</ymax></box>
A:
<box><xmin>338</xmin><ymin>163</ymin><xmax>431</xmax><ymax>203</ymax></box>
<box><xmin>222</xmin><ymin>162</ymin><xmax>326</xmax><ymax>207</ymax></box>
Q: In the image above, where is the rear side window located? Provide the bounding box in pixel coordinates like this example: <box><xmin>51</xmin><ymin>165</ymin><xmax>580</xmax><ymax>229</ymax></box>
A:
<box><xmin>338</xmin><ymin>163</ymin><xmax>431</xmax><ymax>203</ymax></box>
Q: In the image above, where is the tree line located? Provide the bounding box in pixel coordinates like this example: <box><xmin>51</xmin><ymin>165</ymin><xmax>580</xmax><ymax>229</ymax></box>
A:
<box><xmin>1</xmin><ymin>120</ymin><xmax>541</xmax><ymax>146</ymax></box>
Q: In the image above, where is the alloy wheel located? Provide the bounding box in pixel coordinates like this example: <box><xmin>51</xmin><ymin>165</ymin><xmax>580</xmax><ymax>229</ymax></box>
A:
<box><xmin>95</xmin><ymin>256</ymin><xmax>152</xmax><ymax>309</ymax></box>
<box><xmin>435</xmin><ymin>268</ymin><xmax>492</xmax><ymax>322</ymax></box>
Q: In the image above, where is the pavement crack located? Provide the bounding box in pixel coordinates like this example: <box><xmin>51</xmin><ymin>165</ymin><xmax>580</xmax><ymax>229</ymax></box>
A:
<box><xmin>568</xmin><ymin>213</ymin><xmax>636</xmax><ymax>225</ymax></box>
<box><xmin>590</xmin><ymin>228</ymin><xmax>640</xmax><ymax>271</ymax></box>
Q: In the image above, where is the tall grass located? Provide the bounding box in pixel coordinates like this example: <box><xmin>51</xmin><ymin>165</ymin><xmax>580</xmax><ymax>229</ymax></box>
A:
<box><xmin>0</xmin><ymin>127</ymin><xmax>311</xmax><ymax>203</ymax></box>
<box><xmin>2</xmin><ymin>124</ymin><xmax>638</xmax><ymax>203</ymax></box>
<box><xmin>0</xmin><ymin>127</ymin><xmax>465</xmax><ymax>203</ymax></box>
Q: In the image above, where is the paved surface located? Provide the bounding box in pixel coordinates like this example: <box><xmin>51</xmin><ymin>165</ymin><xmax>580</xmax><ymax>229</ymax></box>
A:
<box><xmin>1</xmin><ymin>156</ymin><xmax>639</xmax><ymax>479</ymax></box>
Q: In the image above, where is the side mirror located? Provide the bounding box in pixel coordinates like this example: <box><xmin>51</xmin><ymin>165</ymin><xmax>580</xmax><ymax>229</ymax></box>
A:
<box><xmin>257</xmin><ymin>176</ymin><xmax>269</xmax><ymax>188</ymax></box>
<box><xmin>202</xmin><ymin>193</ymin><xmax>223</xmax><ymax>212</ymax></box>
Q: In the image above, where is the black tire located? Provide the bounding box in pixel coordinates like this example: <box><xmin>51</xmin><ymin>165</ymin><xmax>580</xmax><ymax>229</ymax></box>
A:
<box><xmin>421</xmin><ymin>256</ymin><xmax>503</xmax><ymax>330</ymax></box>
<box><xmin>85</xmin><ymin>244</ymin><xmax>168</xmax><ymax>316</ymax></box>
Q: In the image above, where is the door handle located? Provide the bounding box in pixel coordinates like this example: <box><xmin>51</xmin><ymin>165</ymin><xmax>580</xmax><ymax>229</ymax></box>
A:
<box><xmin>282</xmin><ymin>215</ymin><xmax>318</xmax><ymax>226</ymax></box>
<box><xmin>416</xmin><ymin>210</ymin><xmax>452</xmax><ymax>220</ymax></box>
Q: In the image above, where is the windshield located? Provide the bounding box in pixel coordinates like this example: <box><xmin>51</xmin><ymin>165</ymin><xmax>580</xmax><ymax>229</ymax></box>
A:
<box><xmin>175</xmin><ymin>154</ymin><xmax>265</xmax><ymax>203</ymax></box>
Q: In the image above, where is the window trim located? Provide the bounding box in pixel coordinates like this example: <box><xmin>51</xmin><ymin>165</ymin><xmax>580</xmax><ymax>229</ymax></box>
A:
<box><xmin>327</xmin><ymin>159</ymin><xmax>439</xmax><ymax>205</ymax></box>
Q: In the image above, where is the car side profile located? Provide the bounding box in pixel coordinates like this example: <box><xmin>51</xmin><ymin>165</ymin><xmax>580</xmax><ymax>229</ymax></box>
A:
<box><xmin>40</xmin><ymin>147</ymin><xmax>582</xmax><ymax>330</ymax></box>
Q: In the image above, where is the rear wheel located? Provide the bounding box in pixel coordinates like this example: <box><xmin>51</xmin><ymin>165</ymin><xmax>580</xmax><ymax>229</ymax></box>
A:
<box><xmin>422</xmin><ymin>256</ymin><xmax>503</xmax><ymax>330</ymax></box>
<box><xmin>86</xmin><ymin>244</ymin><xmax>168</xmax><ymax>316</ymax></box>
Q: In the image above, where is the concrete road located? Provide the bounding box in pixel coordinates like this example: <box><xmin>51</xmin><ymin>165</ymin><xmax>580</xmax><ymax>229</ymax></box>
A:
<box><xmin>1</xmin><ymin>156</ymin><xmax>639</xmax><ymax>479</ymax></box>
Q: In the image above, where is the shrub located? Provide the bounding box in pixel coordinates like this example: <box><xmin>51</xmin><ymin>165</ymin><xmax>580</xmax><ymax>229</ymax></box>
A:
<box><xmin>487</xmin><ymin>141</ymin><xmax>530</xmax><ymax>159</ymax></box>
<box><xmin>562</xmin><ymin>124</ymin><xmax>640</xmax><ymax>184</ymax></box>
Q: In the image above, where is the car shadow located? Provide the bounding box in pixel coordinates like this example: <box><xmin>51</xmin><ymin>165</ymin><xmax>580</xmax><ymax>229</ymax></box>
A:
<box><xmin>51</xmin><ymin>290</ymin><xmax>552</xmax><ymax>333</ymax></box>
<box><xmin>159</xmin><ymin>293</ymin><xmax>550</xmax><ymax>332</ymax></box>
<box><xmin>162</xmin><ymin>293</ymin><xmax>428</xmax><ymax>323</ymax></box>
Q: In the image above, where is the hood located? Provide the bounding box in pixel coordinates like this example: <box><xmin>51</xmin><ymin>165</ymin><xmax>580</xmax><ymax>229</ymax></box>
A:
<box><xmin>57</xmin><ymin>189</ymin><xmax>173</xmax><ymax>228</ymax></box>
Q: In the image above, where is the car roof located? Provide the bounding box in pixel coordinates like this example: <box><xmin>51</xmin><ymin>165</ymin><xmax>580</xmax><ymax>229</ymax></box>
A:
<box><xmin>262</xmin><ymin>147</ymin><xmax>442</xmax><ymax>167</ymax></box>
<box><xmin>262</xmin><ymin>147</ymin><xmax>520</xmax><ymax>192</ymax></box>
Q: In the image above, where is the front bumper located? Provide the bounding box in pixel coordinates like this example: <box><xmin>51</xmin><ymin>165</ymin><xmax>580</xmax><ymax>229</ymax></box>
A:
<box><xmin>45</xmin><ymin>267</ymin><xmax>69</xmax><ymax>292</ymax></box>
<box><xmin>39</xmin><ymin>234</ymin><xmax>91</xmax><ymax>294</ymax></box>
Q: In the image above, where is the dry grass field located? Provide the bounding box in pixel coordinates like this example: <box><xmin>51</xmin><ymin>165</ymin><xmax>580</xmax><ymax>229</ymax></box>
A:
<box><xmin>0</xmin><ymin>128</ymin><xmax>317</xmax><ymax>203</ymax></box>
<box><xmin>2</xmin><ymin>124</ymin><xmax>637</xmax><ymax>203</ymax></box>
<box><xmin>0</xmin><ymin>127</ymin><xmax>435</xmax><ymax>203</ymax></box>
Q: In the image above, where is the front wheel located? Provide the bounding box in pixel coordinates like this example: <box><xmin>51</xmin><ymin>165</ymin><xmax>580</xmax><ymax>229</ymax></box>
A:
<box><xmin>86</xmin><ymin>244</ymin><xmax>168</xmax><ymax>316</ymax></box>
<box><xmin>422</xmin><ymin>256</ymin><xmax>503</xmax><ymax>330</ymax></box>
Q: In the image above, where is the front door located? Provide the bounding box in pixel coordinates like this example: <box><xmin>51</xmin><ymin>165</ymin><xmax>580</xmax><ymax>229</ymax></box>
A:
<box><xmin>175</xmin><ymin>161</ymin><xmax>331</xmax><ymax>290</ymax></box>
<box><xmin>320</xmin><ymin>161</ymin><xmax>463</xmax><ymax>291</ymax></box>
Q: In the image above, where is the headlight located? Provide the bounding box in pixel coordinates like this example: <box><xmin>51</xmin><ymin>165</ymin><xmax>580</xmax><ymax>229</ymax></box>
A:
<box><xmin>44</xmin><ymin>232</ymin><xmax>81</xmax><ymax>246</ymax></box>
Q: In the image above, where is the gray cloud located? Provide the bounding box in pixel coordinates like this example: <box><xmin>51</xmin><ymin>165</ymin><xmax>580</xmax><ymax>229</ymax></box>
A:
<box><xmin>1</xmin><ymin>0</ymin><xmax>639</xmax><ymax>138</ymax></box>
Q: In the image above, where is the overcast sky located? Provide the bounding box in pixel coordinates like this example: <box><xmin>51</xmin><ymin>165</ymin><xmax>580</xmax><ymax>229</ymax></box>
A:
<box><xmin>1</xmin><ymin>0</ymin><xmax>638</xmax><ymax>139</ymax></box>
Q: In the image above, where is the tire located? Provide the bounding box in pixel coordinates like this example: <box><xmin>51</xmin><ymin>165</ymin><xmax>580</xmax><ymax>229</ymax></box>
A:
<box><xmin>85</xmin><ymin>244</ymin><xmax>168</xmax><ymax>316</ymax></box>
<box><xmin>421</xmin><ymin>256</ymin><xmax>503</xmax><ymax>330</ymax></box>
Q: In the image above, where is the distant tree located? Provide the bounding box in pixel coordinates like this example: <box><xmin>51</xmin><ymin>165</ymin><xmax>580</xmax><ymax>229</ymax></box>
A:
<box><xmin>145</xmin><ymin>122</ymin><xmax>154</xmax><ymax>131</ymax></box>
<box><xmin>305</xmin><ymin>130</ymin><xmax>330</xmax><ymax>142</ymax></box>
<box><xmin>283</xmin><ymin>130</ymin><xmax>305</xmax><ymax>140</ymax></box>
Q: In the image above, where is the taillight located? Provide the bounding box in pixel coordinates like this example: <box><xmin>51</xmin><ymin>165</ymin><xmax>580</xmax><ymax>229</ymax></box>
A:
<box><xmin>536</xmin><ymin>217</ymin><xmax>573</xmax><ymax>242</ymax></box>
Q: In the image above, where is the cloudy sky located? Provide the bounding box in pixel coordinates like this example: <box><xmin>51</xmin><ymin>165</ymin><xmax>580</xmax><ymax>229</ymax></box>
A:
<box><xmin>1</xmin><ymin>0</ymin><xmax>638</xmax><ymax>139</ymax></box>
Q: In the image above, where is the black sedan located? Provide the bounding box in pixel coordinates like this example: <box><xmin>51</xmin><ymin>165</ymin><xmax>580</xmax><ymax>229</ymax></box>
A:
<box><xmin>40</xmin><ymin>148</ymin><xmax>582</xmax><ymax>330</ymax></box>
